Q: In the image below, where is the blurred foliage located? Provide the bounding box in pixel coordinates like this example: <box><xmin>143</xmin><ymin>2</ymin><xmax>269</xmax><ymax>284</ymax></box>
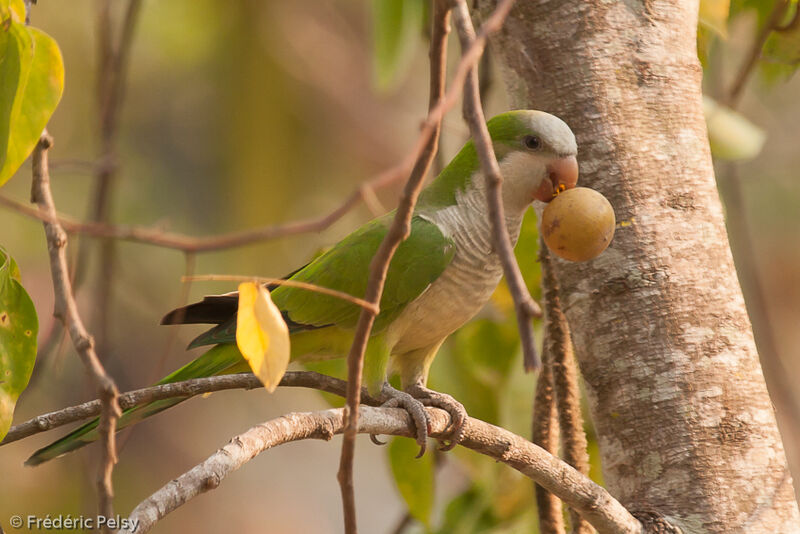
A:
<box><xmin>0</xmin><ymin>1</ymin><xmax>797</xmax><ymax>533</ymax></box>
<box><xmin>700</xmin><ymin>0</ymin><xmax>732</xmax><ymax>37</ymax></box>
<box><xmin>0</xmin><ymin>247</ymin><xmax>37</xmax><ymax>440</ymax></box>
<box><xmin>371</xmin><ymin>0</ymin><xmax>426</xmax><ymax>91</ymax></box>
<box><xmin>761</xmin><ymin>3</ymin><xmax>800</xmax><ymax>83</ymax></box>
<box><xmin>704</xmin><ymin>95</ymin><xmax>766</xmax><ymax>159</ymax></box>
<box><xmin>389</xmin><ymin>436</ymin><xmax>435</xmax><ymax>527</ymax></box>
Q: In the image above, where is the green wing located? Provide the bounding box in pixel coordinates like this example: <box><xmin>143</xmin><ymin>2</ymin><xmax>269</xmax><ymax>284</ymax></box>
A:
<box><xmin>272</xmin><ymin>214</ymin><xmax>455</xmax><ymax>332</ymax></box>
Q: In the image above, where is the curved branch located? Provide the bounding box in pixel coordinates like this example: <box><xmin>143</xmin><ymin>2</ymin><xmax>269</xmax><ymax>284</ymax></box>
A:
<box><xmin>1</xmin><ymin>372</ymin><xmax>380</xmax><ymax>445</ymax></box>
<box><xmin>120</xmin><ymin>407</ymin><xmax>641</xmax><ymax>534</ymax></box>
<box><xmin>30</xmin><ymin>135</ymin><xmax>122</xmax><ymax>524</ymax></box>
<box><xmin>451</xmin><ymin>0</ymin><xmax>543</xmax><ymax>371</ymax></box>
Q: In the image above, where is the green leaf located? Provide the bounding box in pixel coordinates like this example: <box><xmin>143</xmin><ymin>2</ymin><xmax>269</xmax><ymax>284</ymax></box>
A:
<box><xmin>435</xmin><ymin>484</ymin><xmax>498</xmax><ymax>534</ymax></box>
<box><xmin>703</xmin><ymin>96</ymin><xmax>766</xmax><ymax>160</ymax></box>
<box><xmin>389</xmin><ymin>436</ymin><xmax>434</xmax><ymax>527</ymax></box>
<box><xmin>0</xmin><ymin>12</ymin><xmax>64</xmax><ymax>187</ymax></box>
<box><xmin>761</xmin><ymin>3</ymin><xmax>800</xmax><ymax>83</ymax></box>
<box><xmin>371</xmin><ymin>0</ymin><xmax>425</xmax><ymax>91</ymax></box>
<box><xmin>0</xmin><ymin>247</ymin><xmax>38</xmax><ymax>441</ymax></box>
<box><xmin>699</xmin><ymin>0</ymin><xmax>731</xmax><ymax>37</ymax></box>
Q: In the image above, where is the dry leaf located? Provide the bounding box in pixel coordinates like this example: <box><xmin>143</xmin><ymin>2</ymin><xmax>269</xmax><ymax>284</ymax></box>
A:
<box><xmin>236</xmin><ymin>282</ymin><xmax>290</xmax><ymax>392</ymax></box>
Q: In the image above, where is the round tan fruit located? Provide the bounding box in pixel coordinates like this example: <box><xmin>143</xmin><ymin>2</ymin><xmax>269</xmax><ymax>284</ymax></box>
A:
<box><xmin>541</xmin><ymin>187</ymin><xmax>615</xmax><ymax>262</ymax></box>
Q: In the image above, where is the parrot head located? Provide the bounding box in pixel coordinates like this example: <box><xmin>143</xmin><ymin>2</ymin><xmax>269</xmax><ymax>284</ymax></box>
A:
<box><xmin>487</xmin><ymin>109</ymin><xmax>578</xmax><ymax>206</ymax></box>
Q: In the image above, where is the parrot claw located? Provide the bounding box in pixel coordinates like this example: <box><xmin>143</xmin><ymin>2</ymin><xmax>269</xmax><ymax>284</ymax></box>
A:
<box><xmin>406</xmin><ymin>385</ymin><xmax>468</xmax><ymax>452</ymax></box>
<box><xmin>370</xmin><ymin>434</ymin><xmax>387</xmax><ymax>446</ymax></box>
<box><xmin>376</xmin><ymin>383</ymin><xmax>430</xmax><ymax>457</ymax></box>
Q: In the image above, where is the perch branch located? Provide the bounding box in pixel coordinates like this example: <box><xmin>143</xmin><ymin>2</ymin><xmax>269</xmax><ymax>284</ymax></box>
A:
<box><xmin>29</xmin><ymin>134</ymin><xmax>122</xmax><ymax>525</ymax></box>
<box><xmin>119</xmin><ymin>407</ymin><xmax>642</xmax><ymax>534</ymax></box>
<box><xmin>1</xmin><ymin>371</ymin><xmax>380</xmax><ymax>445</ymax></box>
<box><xmin>337</xmin><ymin>2</ymin><xmax>450</xmax><ymax>531</ymax></box>
<box><xmin>451</xmin><ymin>0</ymin><xmax>542</xmax><ymax>370</ymax></box>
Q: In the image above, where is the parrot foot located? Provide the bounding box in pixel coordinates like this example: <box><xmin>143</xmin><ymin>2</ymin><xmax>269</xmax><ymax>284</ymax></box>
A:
<box><xmin>373</xmin><ymin>383</ymin><xmax>431</xmax><ymax>457</ymax></box>
<box><xmin>405</xmin><ymin>385</ymin><xmax>467</xmax><ymax>452</ymax></box>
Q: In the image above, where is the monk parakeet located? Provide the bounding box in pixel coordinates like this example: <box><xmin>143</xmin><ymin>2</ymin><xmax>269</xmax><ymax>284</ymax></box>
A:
<box><xmin>27</xmin><ymin>110</ymin><xmax>578</xmax><ymax>465</ymax></box>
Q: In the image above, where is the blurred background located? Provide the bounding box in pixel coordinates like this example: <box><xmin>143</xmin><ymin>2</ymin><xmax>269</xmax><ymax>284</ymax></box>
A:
<box><xmin>0</xmin><ymin>1</ymin><xmax>797</xmax><ymax>532</ymax></box>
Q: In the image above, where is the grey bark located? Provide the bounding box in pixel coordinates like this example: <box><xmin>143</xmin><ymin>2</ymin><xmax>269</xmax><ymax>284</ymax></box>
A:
<box><xmin>476</xmin><ymin>0</ymin><xmax>800</xmax><ymax>532</ymax></box>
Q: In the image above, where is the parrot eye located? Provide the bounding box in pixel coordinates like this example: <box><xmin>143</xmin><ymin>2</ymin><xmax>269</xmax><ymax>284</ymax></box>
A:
<box><xmin>523</xmin><ymin>135</ymin><xmax>541</xmax><ymax>150</ymax></box>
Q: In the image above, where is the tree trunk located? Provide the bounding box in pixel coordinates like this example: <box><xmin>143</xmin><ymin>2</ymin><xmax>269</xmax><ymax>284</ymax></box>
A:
<box><xmin>477</xmin><ymin>0</ymin><xmax>800</xmax><ymax>531</ymax></box>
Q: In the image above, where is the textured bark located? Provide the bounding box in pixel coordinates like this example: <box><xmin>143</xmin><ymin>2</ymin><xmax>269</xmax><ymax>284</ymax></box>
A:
<box><xmin>476</xmin><ymin>0</ymin><xmax>800</xmax><ymax>532</ymax></box>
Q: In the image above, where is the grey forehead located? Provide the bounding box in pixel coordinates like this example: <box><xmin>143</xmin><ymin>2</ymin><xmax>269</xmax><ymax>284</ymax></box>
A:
<box><xmin>528</xmin><ymin>111</ymin><xmax>577</xmax><ymax>156</ymax></box>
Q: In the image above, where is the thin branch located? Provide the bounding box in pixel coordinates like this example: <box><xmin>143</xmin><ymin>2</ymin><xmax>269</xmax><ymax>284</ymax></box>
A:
<box><xmin>541</xmin><ymin>242</ymin><xmax>593</xmax><ymax>534</ymax></box>
<box><xmin>725</xmin><ymin>0</ymin><xmax>792</xmax><ymax>108</ymax></box>
<box><xmin>337</xmin><ymin>2</ymin><xmax>451</xmax><ymax>531</ymax></box>
<box><xmin>184</xmin><ymin>274</ymin><xmax>379</xmax><ymax>314</ymax></box>
<box><xmin>532</xmin><ymin>346</ymin><xmax>565</xmax><ymax>534</ymax></box>
<box><xmin>83</xmin><ymin>0</ymin><xmax>144</xmax><ymax>361</ymax></box>
<box><xmin>450</xmin><ymin>0</ymin><xmax>541</xmax><ymax>370</ymax></box>
<box><xmin>29</xmin><ymin>134</ymin><xmax>122</xmax><ymax>526</ymax></box>
<box><xmin>0</xmin><ymin>179</ymin><xmax>391</xmax><ymax>253</ymax></box>
<box><xmin>1</xmin><ymin>371</ymin><xmax>381</xmax><ymax>445</ymax></box>
<box><xmin>119</xmin><ymin>407</ymin><xmax>642</xmax><ymax>534</ymax></box>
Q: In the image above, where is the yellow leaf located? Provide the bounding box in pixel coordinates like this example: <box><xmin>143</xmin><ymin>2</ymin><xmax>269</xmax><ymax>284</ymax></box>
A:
<box><xmin>236</xmin><ymin>282</ymin><xmax>290</xmax><ymax>393</ymax></box>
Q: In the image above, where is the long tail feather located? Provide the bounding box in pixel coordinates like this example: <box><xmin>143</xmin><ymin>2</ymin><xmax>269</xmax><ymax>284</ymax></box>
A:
<box><xmin>26</xmin><ymin>344</ymin><xmax>244</xmax><ymax>466</ymax></box>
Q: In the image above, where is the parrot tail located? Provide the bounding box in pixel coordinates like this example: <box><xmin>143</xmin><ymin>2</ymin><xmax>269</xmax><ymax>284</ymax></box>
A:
<box><xmin>26</xmin><ymin>344</ymin><xmax>246</xmax><ymax>466</ymax></box>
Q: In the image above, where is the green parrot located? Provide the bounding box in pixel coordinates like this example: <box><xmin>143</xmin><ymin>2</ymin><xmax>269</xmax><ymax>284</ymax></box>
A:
<box><xmin>26</xmin><ymin>110</ymin><xmax>578</xmax><ymax>465</ymax></box>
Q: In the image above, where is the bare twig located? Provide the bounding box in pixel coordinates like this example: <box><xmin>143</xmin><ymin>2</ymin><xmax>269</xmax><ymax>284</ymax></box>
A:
<box><xmin>532</xmin><ymin>348</ymin><xmax>565</xmax><ymax>534</ymax></box>
<box><xmin>725</xmin><ymin>0</ymin><xmax>792</xmax><ymax>108</ymax></box>
<box><xmin>0</xmin><ymin>180</ymin><xmax>394</xmax><ymax>253</ymax></box>
<box><xmin>80</xmin><ymin>0</ymin><xmax>144</xmax><ymax>359</ymax></box>
<box><xmin>184</xmin><ymin>274</ymin><xmax>379</xmax><ymax>314</ymax></box>
<box><xmin>541</xmin><ymin>243</ymin><xmax>593</xmax><ymax>534</ymax></box>
<box><xmin>119</xmin><ymin>407</ymin><xmax>642</xmax><ymax>534</ymax></box>
<box><xmin>337</xmin><ymin>3</ymin><xmax>451</xmax><ymax>531</ymax></box>
<box><xmin>1</xmin><ymin>371</ymin><xmax>382</xmax><ymax>445</ymax></box>
<box><xmin>450</xmin><ymin>0</ymin><xmax>541</xmax><ymax>370</ymax></box>
<box><xmin>29</xmin><ymin>134</ymin><xmax>122</xmax><ymax>527</ymax></box>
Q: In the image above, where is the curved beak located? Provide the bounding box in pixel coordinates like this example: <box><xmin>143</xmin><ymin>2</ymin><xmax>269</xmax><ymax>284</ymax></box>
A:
<box><xmin>533</xmin><ymin>155</ymin><xmax>579</xmax><ymax>203</ymax></box>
